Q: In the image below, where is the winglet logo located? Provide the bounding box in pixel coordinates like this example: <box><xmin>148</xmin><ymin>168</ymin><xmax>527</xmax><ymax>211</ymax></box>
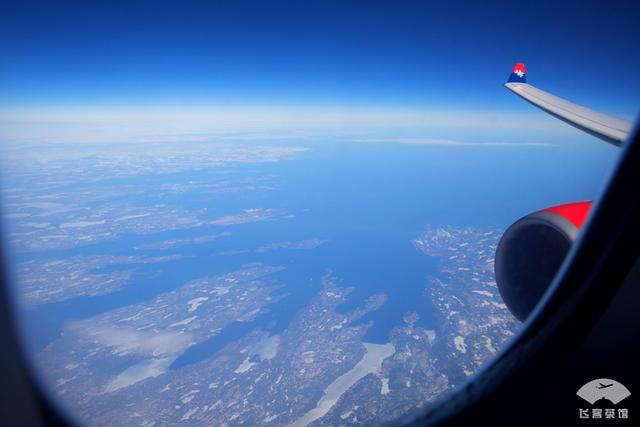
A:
<box><xmin>577</xmin><ymin>378</ymin><xmax>631</xmax><ymax>420</ymax></box>
<box><xmin>507</xmin><ymin>63</ymin><xmax>527</xmax><ymax>83</ymax></box>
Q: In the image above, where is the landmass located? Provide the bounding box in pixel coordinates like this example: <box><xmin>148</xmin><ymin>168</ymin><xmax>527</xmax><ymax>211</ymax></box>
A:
<box><xmin>135</xmin><ymin>232</ymin><xmax>232</xmax><ymax>251</ymax></box>
<box><xmin>17</xmin><ymin>254</ymin><xmax>189</xmax><ymax>306</ymax></box>
<box><xmin>34</xmin><ymin>226</ymin><xmax>519</xmax><ymax>426</ymax></box>
<box><xmin>1</xmin><ymin>143</ymin><xmax>305</xmax><ymax>252</ymax></box>
<box><xmin>36</xmin><ymin>263</ymin><xmax>286</xmax><ymax>419</ymax></box>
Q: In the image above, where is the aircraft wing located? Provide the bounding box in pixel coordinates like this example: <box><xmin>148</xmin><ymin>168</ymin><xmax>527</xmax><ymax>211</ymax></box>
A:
<box><xmin>505</xmin><ymin>63</ymin><xmax>632</xmax><ymax>146</ymax></box>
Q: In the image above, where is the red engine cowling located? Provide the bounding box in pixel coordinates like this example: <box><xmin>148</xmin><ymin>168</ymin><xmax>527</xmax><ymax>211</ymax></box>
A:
<box><xmin>494</xmin><ymin>201</ymin><xmax>592</xmax><ymax>321</ymax></box>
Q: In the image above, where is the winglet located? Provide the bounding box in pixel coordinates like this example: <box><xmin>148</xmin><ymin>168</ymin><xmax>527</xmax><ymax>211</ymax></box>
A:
<box><xmin>507</xmin><ymin>63</ymin><xmax>527</xmax><ymax>83</ymax></box>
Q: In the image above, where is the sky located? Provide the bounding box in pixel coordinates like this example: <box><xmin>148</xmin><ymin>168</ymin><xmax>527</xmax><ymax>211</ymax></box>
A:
<box><xmin>0</xmin><ymin>0</ymin><xmax>639</xmax><ymax>143</ymax></box>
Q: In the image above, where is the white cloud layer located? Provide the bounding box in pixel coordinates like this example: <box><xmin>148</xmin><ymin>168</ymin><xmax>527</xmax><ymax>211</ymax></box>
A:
<box><xmin>0</xmin><ymin>105</ymin><xmax>573</xmax><ymax>144</ymax></box>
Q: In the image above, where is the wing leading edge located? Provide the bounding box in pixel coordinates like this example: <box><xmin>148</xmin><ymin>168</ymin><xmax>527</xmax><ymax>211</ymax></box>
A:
<box><xmin>505</xmin><ymin>63</ymin><xmax>632</xmax><ymax>146</ymax></box>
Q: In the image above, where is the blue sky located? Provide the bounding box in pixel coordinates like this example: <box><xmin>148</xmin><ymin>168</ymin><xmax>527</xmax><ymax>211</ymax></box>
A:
<box><xmin>0</xmin><ymin>0</ymin><xmax>639</xmax><ymax>142</ymax></box>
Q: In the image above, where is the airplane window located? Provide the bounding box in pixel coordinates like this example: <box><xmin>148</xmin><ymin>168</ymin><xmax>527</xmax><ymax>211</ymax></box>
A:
<box><xmin>0</xmin><ymin>2</ymin><xmax>637</xmax><ymax>426</ymax></box>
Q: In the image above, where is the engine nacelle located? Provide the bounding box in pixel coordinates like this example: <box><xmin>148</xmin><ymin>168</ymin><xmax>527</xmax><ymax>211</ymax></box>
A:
<box><xmin>494</xmin><ymin>201</ymin><xmax>592</xmax><ymax>321</ymax></box>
